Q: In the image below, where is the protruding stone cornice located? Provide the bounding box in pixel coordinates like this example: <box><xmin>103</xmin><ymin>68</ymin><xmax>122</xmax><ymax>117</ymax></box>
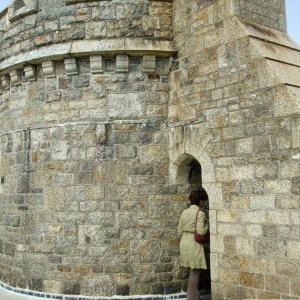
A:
<box><xmin>0</xmin><ymin>53</ymin><xmax>172</xmax><ymax>92</ymax></box>
<box><xmin>0</xmin><ymin>38</ymin><xmax>176</xmax><ymax>75</ymax></box>
<box><xmin>65</xmin><ymin>0</ymin><xmax>173</xmax><ymax>3</ymax></box>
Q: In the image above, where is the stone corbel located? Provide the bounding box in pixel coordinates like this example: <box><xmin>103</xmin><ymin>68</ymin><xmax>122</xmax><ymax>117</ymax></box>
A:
<box><xmin>1</xmin><ymin>75</ymin><xmax>10</xmax><ymax>90</ymax></box>
<box><xmin>143</xmin><ymin>55</ymin><xmax>156</xmax><ymax>73</ymax></box>
<box><xmin>64</xmin><ymin>58</ymin><xmax>78</xmax><ymax>75</ymax></box>
<box><xmin>42</xmin><ymin>61</ymin><xmax>56</xmax><ymax>78</ymax></box>
<box><xmin>10</xmin><ymin>69</ymin><xmax>22</xmax><ymax>86</ymax></box>
<box><xmin>116</xmin><ymin>55</ymin><xmax>129</xmax><ymax>73</ymax></box>
<box><xmin>90</xmin><ymin>56</ymin><xmax>104</xmax><ymax>74</ymax></box>
<box><xmin>24</xmin><ymin>65</ymin><xmax>36</xmax><ymax>81</ymax></box>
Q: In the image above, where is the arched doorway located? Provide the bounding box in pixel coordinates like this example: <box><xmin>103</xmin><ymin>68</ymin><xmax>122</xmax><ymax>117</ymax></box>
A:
<box><xmin>175</xmin><ymin>154</ymin><xmax>211</xmax><ymax>297</ymax></box>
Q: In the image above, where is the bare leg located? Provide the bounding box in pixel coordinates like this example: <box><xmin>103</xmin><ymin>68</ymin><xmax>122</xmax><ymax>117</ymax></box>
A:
<box><xmin>187</xmin><ymin>268</ymin><xmax>201</xmax><ymax>300</ymax></box>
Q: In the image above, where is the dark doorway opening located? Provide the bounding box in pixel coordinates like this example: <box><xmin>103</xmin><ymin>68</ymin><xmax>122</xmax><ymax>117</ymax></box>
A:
<box><xmin>177</xmin><ymin>156</ymin><xmax>211</xmax><ymax>296</ymax></box>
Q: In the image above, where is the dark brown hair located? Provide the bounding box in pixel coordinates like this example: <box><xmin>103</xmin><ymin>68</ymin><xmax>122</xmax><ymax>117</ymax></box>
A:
<box><xmin>189</xmin><ymin>188</ymin><xmax>208</xmax><ymax>205</ymax></box>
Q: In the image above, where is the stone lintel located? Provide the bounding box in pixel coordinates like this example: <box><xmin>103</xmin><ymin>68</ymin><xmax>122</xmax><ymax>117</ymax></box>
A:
<box><xmin>0</xmin><ymin>39</ymin><xmax>176</xmax><ymax>75</ymax></box>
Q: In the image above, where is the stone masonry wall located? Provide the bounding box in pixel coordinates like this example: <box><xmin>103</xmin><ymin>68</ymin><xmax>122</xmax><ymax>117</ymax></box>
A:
<box><xmin>0</xmin><ymin>0</ymin><xmax>187</xmax><ymax>297</ymax></box>
<box><xmin>170</xmin><ymin>0</ymin><xmax>300</xmax><ymax>299</ymax></box>
<box><xmin>0</xmin><ymin>0</ymin><xmax>300</xmax><ymax>299</ymax></box>
<box><xmin>0</xmin><ymin>0</ymin><xmax>173</xmax><ymax>62</ymax></box>
<box><xmin>232</xmin><ymin>0</ymin><xmax>286</xmax><ymax>31</ymax></box>
<box><xmin>0</xmin><ymin>53</ymin><xmax>189</xmax><ymax>295</ymax></box>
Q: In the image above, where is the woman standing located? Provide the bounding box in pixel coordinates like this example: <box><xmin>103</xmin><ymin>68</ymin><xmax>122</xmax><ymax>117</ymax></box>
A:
<box><xmin>177</xmin><ymin>189</ymin><xmax>209</xmax><ymax>300</ymax></box>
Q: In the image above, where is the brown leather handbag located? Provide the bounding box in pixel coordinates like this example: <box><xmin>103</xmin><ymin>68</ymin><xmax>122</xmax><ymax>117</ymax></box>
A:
<box><xmin>194</xmin><ymin>209</ymin><xmax>210</xmax><ymax>243</ymax></box>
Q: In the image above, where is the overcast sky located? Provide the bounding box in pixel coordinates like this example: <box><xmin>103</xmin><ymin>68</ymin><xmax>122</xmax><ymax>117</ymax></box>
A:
<box><xmin>0</xmin><ymin>0</ymin><xmax>299</xmax><ymax>45</ymax></box>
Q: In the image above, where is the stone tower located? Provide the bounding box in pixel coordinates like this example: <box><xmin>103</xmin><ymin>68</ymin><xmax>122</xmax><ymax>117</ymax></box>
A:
<box><xmin>0</xmin><ymin>0</ymin><xmax>299</xmax><ymax>299</ymax></box>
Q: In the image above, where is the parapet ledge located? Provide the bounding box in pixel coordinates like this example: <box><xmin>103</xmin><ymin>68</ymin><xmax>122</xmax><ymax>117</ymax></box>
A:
<box><xmin>249</xmin><ymin>32</ymin><xmax>300</xmax><ymax>89</ymax></box>
<box><xmin>224</xmin><ymin>16</ymin><xmax>300</xmax><ymax>118</ymax></box>
<box><xmin>65</xmin><ymin>0</ymin><xmax>173</xmax><ymax>3</ymax></box>
<box><xmin>237</xmin><ymin>17</ymin><xmax>300</xmax><ymax>117</ymax></box>
<box><xmin>225</xmin><ymin>16</ymin><xmax>300</xmax><ymax>51</ymax></box>
<box><xmin>0</xmin><ymin>38</ymin><xmax>176</xmax><ymax>75</ymax></box>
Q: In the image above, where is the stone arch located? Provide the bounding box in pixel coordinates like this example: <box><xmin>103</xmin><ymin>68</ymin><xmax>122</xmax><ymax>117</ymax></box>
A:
<box><xmin>172</xmin><ymin>151</ymin><xmax>213</xmax><ymax>292</ymax></box>
<box><xmin>172</xmin><ymin>151</ymin><xmax>215</xmax><ymax>186</ymax></box>
<box><xmin>169</xmin><ymin>124</ymin><xmax>222</xmax><ymax>289</ymax></box>
<box><xmin>169</xmin><ymin>124</ymin><xmax>222</xmax><ymax>211</ymax></box>
<box><xmin>169</xmin><ymin>124</ymin><xmax>216</xmax><ymax>188</ymax></box>
<box><xmin>175</xmin><ymin>153</ymin><xmax>202</xmax><ymax>187</ymax></box>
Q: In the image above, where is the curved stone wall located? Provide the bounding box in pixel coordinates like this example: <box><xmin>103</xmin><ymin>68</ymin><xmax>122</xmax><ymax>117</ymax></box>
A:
<box><xmin>0</xmin><ymin>0</ymin><xmax>173</xmax><ymax>61</ymax></box>
<box><xmin>0</xmin><ymin>0</ymin><xmax>186</xmax><ymax>297</ymax></box>
<box><xmin>2</xmin><ymin>0</ymin><xmax>300</xmax><ymax>299</ymax></box>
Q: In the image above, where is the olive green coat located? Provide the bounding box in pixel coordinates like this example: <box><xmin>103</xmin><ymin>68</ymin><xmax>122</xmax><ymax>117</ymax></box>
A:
<box><xmin>177</xmin><ymin>204</ymin><xmax>208</xmax><ymax>269</ymax></box>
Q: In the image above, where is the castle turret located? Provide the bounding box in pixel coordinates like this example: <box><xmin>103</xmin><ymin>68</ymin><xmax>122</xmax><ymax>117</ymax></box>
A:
<box><xmin>0</xmin><ymin>0</ymin><xmax>181</xmax><ymax>297</ymax></box>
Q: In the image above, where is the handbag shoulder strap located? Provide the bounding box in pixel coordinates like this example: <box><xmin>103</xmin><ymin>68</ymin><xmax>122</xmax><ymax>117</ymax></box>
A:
<box><xmin>195</xmin><ymin>209</ymin><xmax>200</xmax><ymax>232</ymax></box>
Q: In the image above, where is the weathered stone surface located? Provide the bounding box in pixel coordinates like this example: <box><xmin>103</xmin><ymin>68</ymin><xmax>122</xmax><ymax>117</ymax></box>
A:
<box><xmin>10</xmin><ymin>69</ymin><xmax>22</xmax><ymax>86</ymax></box>
<box><xmin>275</xmin><ymin>86</ymin><xmax>300</xmax><ymax>117</ymax></box>
<box><xmin>108</xmin><ymin>93</ymin><xmax>145</xmax><ymax>118</ymax></box>
<box><xmin>239</xmin><ymin>271</ymin><xmax>264</xmax><ymax>289</ymax></box>
<box><xmin>116</xmin><ymin>55</ymin><xmax>129</xmax><ymax>73</ymax></box>
<box><xmin>64</xmin><ymin>58</ymin><xmax>78</xmax><ymax>75</ymax></box>
<box><xmin>0</xmin><ymin>0</ymin><xmax>299</xmax><ymax>299</ymax></box>
<box><xmin>90</xmin><ymin>55</ymin><xmax>104</xmax><ymax>74</ymax></box>
<box><xmin>223</xmin><ymin>284</ymin><xmax>256</xmax><ymax>299</ymax></box>
<box><xmin>255</xmin><ymin>239</ymin><xmax>287</xmax><ymax>259</ymax></box>
<box><xmin>265</xmin><ymin>274</ymin><xmax>289</xmax><ymax>293</ymax></box>
<box><xmin>81</xmin><ymin>275</ymin><xmax>114</xmax><ymax>296</ymax></box>
<box><xmin>288</xmin><ymin>241</ymin><xmax>300</xmax><ymax>260</ymax></box>
<box><xmin>291</xmin><ymin>278</ymin><xmax>300</xmax><ymax>296</ymax></box>
<box><xmin>44</xmin><ymin>187</ymin><xmax>66</xmax><ymax>212</ymax></box>
<box><xmin>43</xmin><ymin>280</ymin><xmax>63</xmax><ymax>294</ymax></box>
<box><xmin>24</xmin><ymin>65</ymin><xmax>37</xmax><ymax>81</ymax></box>
<box><xmin>86</xmin><ymin>21</ymin><xmax>107</xmax><ymax>39</ymax></box>
<box><xmin>1</xmin><ymin>75</ymin><xmax>10</xmax><ymax>89</ymax></box>
<box><xmin>42</xmin><ymin>61</ymin><xmax>56</xmax><ymax>78</ymax></box>
<box><xmin>143</xmin><ymin>55</ymin><xmax>156</xmax><ymax>73</ymax></box>
<box><xmin>257</xmin><ymin>290</ymin><xmax>281</xmax><ymax>299</ymax></box>
<box><xmin>250</xmin><ymin>195</ymin><xmax>275</xmax><ymax>210</ymax></box>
